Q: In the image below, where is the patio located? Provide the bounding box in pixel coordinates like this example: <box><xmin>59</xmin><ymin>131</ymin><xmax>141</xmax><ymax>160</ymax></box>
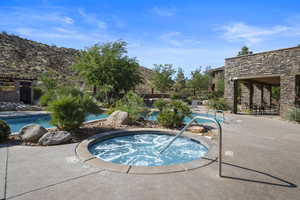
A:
<box><xmin>1</xmin><ymin>114</ymin><xmax>300</xmax><ymax>200</ymax></box>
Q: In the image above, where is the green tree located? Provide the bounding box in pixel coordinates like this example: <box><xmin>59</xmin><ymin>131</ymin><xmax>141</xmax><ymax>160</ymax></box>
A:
<box><xmin>38</xmin><ymin>71</ymin><xmax>59</xmax><ymax>92</ymax></box>
<box><xmin>188</xmin><ymin>67</ymin><xmax>210</xmax><ymax>94</ymax></box>
<box><xmin>151</xmin><ymin>64</ymin><xmax>175</xmax><ymax>93</ymax></box>
<box><xmin>238</xmin><ymin>46</ymin><xmax>253</xmax><ymax>56</ymax></box>
<box><xmin>72</xmin><ymin>41</ymin><xmax>142</xmax><ymax>104</ymax></box>
<box><xmin>174</xmin><ymin>67</ymin><xmax>186</xmax><ymax>91</ymax></box>
<box><xmin>272</xmin><ymin>87</ymin><xmax>280</xmax><ymax>101</ymax></box>
<box><xmin>214</xmin><ymin>78</ymin><xmax>225</xmax><ymax>97</ymax></box>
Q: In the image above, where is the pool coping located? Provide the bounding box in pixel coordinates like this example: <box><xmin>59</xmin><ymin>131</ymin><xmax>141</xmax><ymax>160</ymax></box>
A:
<box><xmin>76</xmin><ymin>128</ymin><xmax>218</xmax><ymax>174</ymax></box>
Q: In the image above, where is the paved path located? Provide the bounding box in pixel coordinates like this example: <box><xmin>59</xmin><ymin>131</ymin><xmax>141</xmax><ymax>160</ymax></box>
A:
<box><xmin>1</xmin><ymin>114</ymin><xmax>300</xmax><ymax>200</ymax></box>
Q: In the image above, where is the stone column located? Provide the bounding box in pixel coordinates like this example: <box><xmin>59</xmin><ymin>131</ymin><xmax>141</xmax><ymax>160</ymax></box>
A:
<box><xmin>253</xmin><ymin>83</ymin><xmax>263</xmax><ymax>107</ymax></box>
<box><xmin>224</xmin><ymin>78</ymin><xmax>238</xmax><ymax>113</ymax></box>
<box><xmin>240</xmin><ymin>81</ymin><xmax>253</xmax><ymax>109</ymax></box>
<box><xmin>15</xmin><ymin>81</ymin><xmax>21</xmax><ymax>102</ymax></box>
<box><xmin>280</xmin><ymin>75</ymin><xmax>296</xmax><ymax>116</ymax></box>
<box><xmin>263</xmin><ymin>85</ymin><xmax>272</xmax><ymax>106</ymax></box>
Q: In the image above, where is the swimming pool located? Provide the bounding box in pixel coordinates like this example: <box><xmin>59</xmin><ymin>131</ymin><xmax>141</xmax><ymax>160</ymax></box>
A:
<box><xmin>0</xmin><ymin>113</ymin><xmax>109</xmax><ymax>133</ymax></box>
<box><xmin>0</xmin><ymin>111</ymin><xmax>223</xmax><ymax>134</ymax></box>
<box><xmin>147</xmin><ymin>111</ymin><xmax>223</xmax><ymax>124</ymax></box>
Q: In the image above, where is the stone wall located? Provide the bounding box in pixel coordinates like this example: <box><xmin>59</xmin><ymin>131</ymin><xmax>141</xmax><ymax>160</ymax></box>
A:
<box><xmin>240</xmin><ymin>81</ymin><xmax>252</xmax><ymax>107</ymax></box>
<box><xmin>225</xmin><ymin>46</ymin><xmax>300</xmax><ymax>116</ymax></box>
<box><xmin>263</xmin><ymin>85</ymin><xmax>271</xmax><ymax>106</ymax></box>
<box><xmin>0</xmin><ymin>81</ymin><xmax>20</xmax><ymax>102</ymax></box>
<box><xmin>0</xmin><ymin>91</ymin><xmax>19</xmax><ymax>102</ymax></box>
<box><xmin>253</xmin><ymin>83</ymin><xmax>263</xmax><ymax>106</ymax></box>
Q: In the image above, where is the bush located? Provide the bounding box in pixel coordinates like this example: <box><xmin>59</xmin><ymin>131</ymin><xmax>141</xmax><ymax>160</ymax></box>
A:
<box><xmin>39</xmin><ymin>90</ymin><xmax>55</xmax><ymax>106</ymax></box>
<box><xmin>286</xmin><ymin>108</ymin><xmax>300</xmax><ymax>123</ymax></box>
<box><xmin>154</xmin><ymin>99</ymin><xmax>167</xmax><ymax>111</ymax></box>
<box><xmin>208</xmin><ymin>98</ymin><xmax>228</xmax><ymax>110</ymax></box>
<box><xmin>110</xmin><ymin>91</ymin><xmax>148</xmax><ymax>124</ymax></box>
<box><xmin>39</xmin><ymin>86</ymin><xmax>88</xmax><ymax>107</ymax></box>
<box><xmin>0</xmin><ymin>120</ymin><xmax>11</xmax><ymax>142</ymax></box>
<box><xmin>155</xmin><ymin>100</ymin><xmax>191</xmax><ymax>128</ymax></box>
<box><xmin>157</xmin><ymin>109</ymin><xmax>182</xmax><ymax>128</ymax></box>
<box><xmin>47</xmin><ymin>88</ymin><xmax>101</xmax><ymax>131</ymax></box>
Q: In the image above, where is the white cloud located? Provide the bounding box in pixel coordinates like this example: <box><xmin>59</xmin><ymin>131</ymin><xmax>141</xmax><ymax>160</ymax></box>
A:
<box><xmin>219</xmin><ymin>23</ymin><xmax>289</xmax><ymax>44</ymax></box>
<box><xmin>15</xmin><ymin>27</ymin><xmax>114</xmax><ymax>46</ymax></box>
<box><xmin>78</xmin><ymin>9</ymin><xmax>107</xmax><ymax>30</ymax></box>
<box><xmin>160</xmin><ymin>32</ymin><xmax>183</xmax><ymax>46</ymax></box>
<box><xmin>62</xmin><ymin>17</ymin><xmax>74</xmax><ymax>24</ymax></box>
<box><xmin>151</xmin><ymin>7</ymin><xmax>176</xmax><ymax>17</ymax></box>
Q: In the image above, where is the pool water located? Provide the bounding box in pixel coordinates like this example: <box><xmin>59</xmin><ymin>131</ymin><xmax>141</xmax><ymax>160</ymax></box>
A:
<box><xmin>147</xmin><ymin>112</ymin><xmax>223</xmax><ymax>124</ymax></box>
<box><xmin>89</xmin><ymin>133</ymin><xmax>208</xmax><ymax>166</ymax></box>
<box><xmin>0</xmin><ymin>113</ymin><xmax>109</xmax><ymax>133</ymax></box>
<box><xmin>1</xmin><ymin>111</ymin><xmax>222</xmax><ymax>134</ymax></box>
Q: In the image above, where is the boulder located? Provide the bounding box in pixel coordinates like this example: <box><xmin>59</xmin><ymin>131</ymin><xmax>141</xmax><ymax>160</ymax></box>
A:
<box><xmin>187</xmin><ymin>125</ymin><xmax>206</xmax><ymax>133</ymax></box>
<box><xmin>19</xmin><ymin>124</ymin><xmax>48</xmax><ymax>143</ymax></box>
<box><xmin>105</xmin><ymin>111</ymin><xmax>129</xmax><ymax>126</ymax></box>
<box><xmin>38</xmin><ymin>131</ymin><xmax>72</xmax><ymax>146</ymax></box>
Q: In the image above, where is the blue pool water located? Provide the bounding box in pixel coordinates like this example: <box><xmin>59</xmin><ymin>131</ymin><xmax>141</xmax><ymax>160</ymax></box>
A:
<box><xmin>0</xmin><ymin>113</ymin><xmax>109</xmax><ymax>133</ymax></box>
<box><xmin>0</xmin><ymin>111</ymin><xmax>222</xmax><ymax>134</ymax></box>
<box><xmin>89</xmin><ymin>133</ymin><xmax>208</xmax><ymax>166</ymax></box>
<box><xmin>147</xmin><ymin>112</ymin><xmax>223</xmax><ymax>124</ymax></box>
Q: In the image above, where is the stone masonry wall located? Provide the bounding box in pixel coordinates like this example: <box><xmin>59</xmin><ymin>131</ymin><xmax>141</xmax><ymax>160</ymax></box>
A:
<box><xmin>225</xmin><ymin>46</ymin><xmax>300</xmax><ymax>116</ymax></box>
<box><xmin>263</xmin><ymin>85</ymin><xmax>271</xmax><ymax>106</ymax></box>
<box><xmin>0</xmin><ymin>81</ymin><xmax>19</xmax><ymax>102</ymax></box>
<box><xmin>253</xmin><ymin>83</ymin><xmax>263</xmax><ymax>106</ymax></box>
<box><xmin>240</xmin><ymin>81</ymin><xmax>252</xmax><ymax>108</ymax></box>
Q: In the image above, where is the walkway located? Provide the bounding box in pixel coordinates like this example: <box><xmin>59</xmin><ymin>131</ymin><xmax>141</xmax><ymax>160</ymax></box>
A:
<box><xmin>1</xmin><ymin>114</ymin><xmax>300</xmax><ymax>200</ymax></box>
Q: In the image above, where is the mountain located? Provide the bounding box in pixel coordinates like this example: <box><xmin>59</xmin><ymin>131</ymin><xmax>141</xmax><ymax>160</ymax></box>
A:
<box><xmin>0</xmin><ymin>32</ymin><xmax>153</xmax><ymax>93</ymax></box>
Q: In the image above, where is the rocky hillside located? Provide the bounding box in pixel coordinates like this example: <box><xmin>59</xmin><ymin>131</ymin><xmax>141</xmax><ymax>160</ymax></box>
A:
<box><xmin>0</xmin><ymin>32</ymin><xmax>153</xmax><ymax>93</ymax></box>
<box><xmin>0</xmin><ymin>32</ymin><xmax>79</xmax><ymax>79</ymax></box>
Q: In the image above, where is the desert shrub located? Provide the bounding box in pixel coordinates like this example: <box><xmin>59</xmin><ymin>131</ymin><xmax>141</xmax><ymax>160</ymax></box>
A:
<box><xmin>208</xmin><ymin>98</ymin><xmax>228</xmax><ymax>110</ymax></box>
<box><xmin>39</xmin><ymin>86</ymin><xmax>86</xmax><ymax>106</ymax></box>
<box><xmin>39</xmin><ymin>90</ymin><xmax>55</xmax><ymax>106</ymax></box>
<box><xmin>157</xmin><ymin>109</ymin><xmax>182</xmax><ymax>128</ymax></box>
<box><xmin>155</xmin><ymin>100</ymin><xmax>191</xmax><ymax>128</ymax></box>
<box><xmin>111</xmin><ymin>91</ymin><xmax>148</xmax><ymax>124</ymax></box>
<box><xmin>47</xmin><ymin>88</ymin><xmax>101</xmax><ymax>131</ymax></box>
<box><xmin>286</xmin><ymin>108</ymin><xmax>300</xmax><ymax>123</ymax></box>
<box><xmin>154</xmin><ymin>99</ymin><xmax>168</xmax><ymax>111</ymax></box>
<box><xmin>0</xmin><ymin>120</ymin><xmax>11</xmax><ymax>142</ymax></box>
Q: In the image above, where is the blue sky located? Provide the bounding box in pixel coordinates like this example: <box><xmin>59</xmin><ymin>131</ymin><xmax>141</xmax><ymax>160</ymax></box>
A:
<box><xmin>1</xmin><ymin>0</ymin><xmax>300</xmax><ymax>75</ymax></box>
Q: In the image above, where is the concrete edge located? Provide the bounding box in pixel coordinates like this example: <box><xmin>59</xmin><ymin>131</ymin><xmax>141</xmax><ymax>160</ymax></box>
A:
<box><xmin>75</xmin><ymin>128</ymin><xmax>217</xmax><ymax>175</ymax></box>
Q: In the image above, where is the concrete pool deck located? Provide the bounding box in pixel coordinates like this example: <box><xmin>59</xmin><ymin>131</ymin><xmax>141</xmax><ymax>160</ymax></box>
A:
<box><xmin>1</xmin><ymin>114</ymin><xmax>300</xmax><ymax>200</ymax></box>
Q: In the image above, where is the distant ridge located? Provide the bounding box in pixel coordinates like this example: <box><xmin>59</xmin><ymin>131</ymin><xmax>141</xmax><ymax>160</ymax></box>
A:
<box><xmin>0</xmin><ymin>32</ymin><xmax>153</xmax><ymax>93</ymax></box>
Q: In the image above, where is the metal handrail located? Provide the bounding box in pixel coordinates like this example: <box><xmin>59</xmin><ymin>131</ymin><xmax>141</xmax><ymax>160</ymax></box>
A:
<box><xmin>207</xmin><ymin>109</ymin><xmax>225</xmax><ymax>122</ymax></box>
<box><xmin>159</xmin><ymin>116</ymin><xmax>223</xmax><ymax>177</ymax></box>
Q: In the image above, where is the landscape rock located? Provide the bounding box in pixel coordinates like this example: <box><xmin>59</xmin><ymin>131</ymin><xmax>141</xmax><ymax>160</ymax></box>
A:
<box><xmin>105</xmin><ymin>111</ymin><xmax>129</xmax><ymax>126</ymax></box>
<box><xmin>38</xmin><ymin>131</ymin><xmax>72</xmax><ymax>146</ymax></box>
<box><xmin>19</xmin><ymin>124</ymin><xmax>48</xmax><ymax>143</ymax></box>
<box><xmin>187</xmin><ymin>125</ymin><xmax>206</xmax><ymax>133</ymax></box>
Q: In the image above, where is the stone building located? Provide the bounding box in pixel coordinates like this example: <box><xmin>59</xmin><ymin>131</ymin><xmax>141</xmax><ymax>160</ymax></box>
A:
<box><xmin>224</xmin><ymin>45</ymin><xmax>300</xmax><ymax>117</ymax></box>
<box><xmin>0</xmin><ymin>74</ymin><xmax>36</xmax><ymax>104</ymax></box>
<box><xmin>209</xmin><ymin>67</ymin><xmax>224</xmax><ymax>91</ymax></box>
